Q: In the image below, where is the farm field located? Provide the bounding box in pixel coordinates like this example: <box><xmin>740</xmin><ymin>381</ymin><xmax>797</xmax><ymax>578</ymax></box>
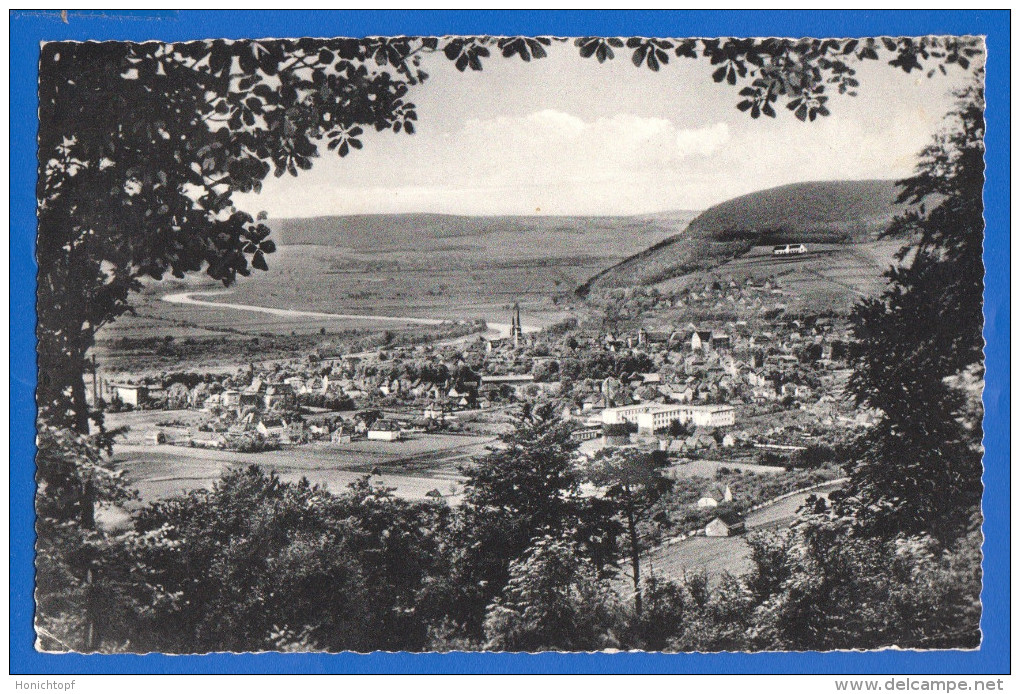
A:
<box><xmin>268</xmin><ymin>211</ymin><xmax>698</xmax><ymax>257</ymax></box>
<box><xmin>103</xmin><ymin>409</ymin><xmax>491</xmax><ymax>504</ymax></box>
<box><xmin>93</xmin><ymin>245</ymin><xmax>580</xmax><ymax>373</ymax></box>
<box><xmin>109</xmin><ymin>433</ymin><xmax>490</xmax><ymax>506</ymax></box>
<box><xmin>617</xmin><ymin>480</ymin><xmax>845</xmax><ymax>592</ymax></box>
<box><xmin>104</xmin><ymin>409</ymin><xmax>215</xmax><ymax>444</ymax></box>
<box><xmin>93</xmin><ymin>297</ymin><xmax>495</xmax><ymax>377</ymax></box>
<box><xmin>663</xmin><ymin>458</ymin><xmax>787</xmax><ymax>478</ymax></box>
<box><xmin>147</xmin><ymin>239</ymin><xmax>617</xmax><ymax>329</ymax></box>
<box><xmin>219</xmin><ymin>244</ymin><xmax>593</xmax><ymax>317</ymax></box>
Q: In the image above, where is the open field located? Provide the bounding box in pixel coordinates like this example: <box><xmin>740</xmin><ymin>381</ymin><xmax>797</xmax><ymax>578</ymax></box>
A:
<box><xmin>109</xmin><ymin>433</ymin><xmax>491</xmax><ymax>505</ymax></box>
<box><xmin>104</xmin><ymin>409</ymin><xmax>215</xmax><ymax>444</ymax></box>
<box><xmin>103</xmin><ymin>409</ymin><xmax>489</xmax><ymax>504</ymax></box>
<box><xmin>617</xmin><ymin>481</ymin><xmax>845</xmax><ymax>592</ymax></box>
<box><xmin>640</xmin><ymin>535</ymin><xmax>756</xmax><ymax>585</ymax></box>
<box><xmin>269</xmin><ymin>211</ymin><xmax>697</xmax><ymax>260</ymax></box>
<box><xmin>663</xmin><ymin>458</ymin><xmax>788</xmax><ymax>478</ymax></box>
<box><xmin>160</xmin><ymin>239</ymin><xmax>632</xmax><ymax>323</ymax></box>
<box><xmin>93</xmin><ymin>294</ymin><xmax>500</xmax><ymax>377</ymax></box>
<box><xmin>93</xmin><ymin>243</ymin><xmax>585</xmax><ymax>373</ymax></box>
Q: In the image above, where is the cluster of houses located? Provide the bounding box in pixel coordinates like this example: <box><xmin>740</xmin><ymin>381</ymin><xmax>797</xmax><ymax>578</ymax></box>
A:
<box><xmin>202</xmin><ymin>377</ymin><xmax>298</xmax><ymax>411</ymax></box>
<box><xmin>540</xmin><ymin>315</ymin><xmax>852</xmax><ymax>426</ymax></box>
<box><xmin>100</xmin><ymin>299</ymin><xmax>858</xmax><ymax>460</ymax></box>
<box><xmin>102</xmin><ymin>290</ymin><xmax>862</xmax><ymax>465</ymax></box>
<box><xmin>590</xmin><ymin>275</ymin><xmax>802</xmax><ymax>319</ymax></box>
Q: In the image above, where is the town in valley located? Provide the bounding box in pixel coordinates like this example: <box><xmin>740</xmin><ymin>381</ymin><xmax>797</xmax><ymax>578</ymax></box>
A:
<box><xmin>93</xmin><ymin>223</ymin><xmax>870</xmax><ymax>581</ymax></box>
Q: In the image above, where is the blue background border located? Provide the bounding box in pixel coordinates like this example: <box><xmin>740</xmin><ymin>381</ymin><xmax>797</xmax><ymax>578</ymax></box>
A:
<box><xmin>10</xmin><ymin>10</ymin><xmax>1010</xmax><ymax>674</ymax></box>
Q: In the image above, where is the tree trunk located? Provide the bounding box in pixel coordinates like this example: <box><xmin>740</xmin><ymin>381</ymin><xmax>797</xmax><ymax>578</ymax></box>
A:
<box><xmin>38</xmin><ymin>273</ymin><xmax>103</xmax><ymax>649</ymax></box>
<box><xmin>80</xmin><ymin>474</ymin><xmax>96</xmax><ymax>531</ymax></box>
<box><xmin>36</xmin><ymin>317</ymin><xmax>93</xmax><ymax>436</ymax></box>
<box><xmin>69</xmin><ymin>368</ymin><xmax>91</xmax><ymax>435</ymax></box>
<box><xmin>625</xmin><ymin>493</ymin><xmax>642</xmax><ymax>616</ymax></box>
<box><xmin>83</xmin><ymin>566</ymin><xmax>99</xmax><ymax>651</ymax></box>
<box><xmin>66</xmin><ymin>343</ymin><xmax>97</xmax><ymax>528</ymax></box>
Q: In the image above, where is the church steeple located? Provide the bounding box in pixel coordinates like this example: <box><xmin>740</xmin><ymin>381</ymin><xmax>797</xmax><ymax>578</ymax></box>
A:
<box><xmin>511</xmin><ymin>302</ymin><xmax>522</xmax><ymax>348</ymax></box>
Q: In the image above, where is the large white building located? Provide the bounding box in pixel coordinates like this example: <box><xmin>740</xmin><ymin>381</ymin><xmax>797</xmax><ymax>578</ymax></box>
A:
<box><xmin>601</xmin><ymin>403</ymin><xmax>736</xmax><ymax>433</ymax></box>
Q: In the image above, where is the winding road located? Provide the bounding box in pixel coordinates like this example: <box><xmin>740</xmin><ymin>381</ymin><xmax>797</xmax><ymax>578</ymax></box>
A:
<box><xmin>162</xmin><ymin>290</ymin><xmax>539</xmax><ymax>338</ymax></box>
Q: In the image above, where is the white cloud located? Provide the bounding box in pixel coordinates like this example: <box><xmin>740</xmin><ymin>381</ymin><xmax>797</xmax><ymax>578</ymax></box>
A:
<box><xmin>235</xmin><ymin>112</ymin><xmax>746</xmax><ymax>216</ymax></box>
<box><xmin>449</xmin><ymin>110</ymin><xmax>731</xmax><ymax>194</ymax></box>
<box><xmin>676</xmin><ymin>122</ymin><xmax>730</xmax><ymax>157</ymax></box>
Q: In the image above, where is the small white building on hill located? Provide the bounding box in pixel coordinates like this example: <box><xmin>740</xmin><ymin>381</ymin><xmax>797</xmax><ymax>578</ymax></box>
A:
<box><xmin>112</xmin><ymin>383</ymin><xmax>148</xmax><ymax>407</ymax></box>
<box><xmin>705</xmin><ymin>512</ymin><xmax>746</xmax><ymax>537</ymax></box>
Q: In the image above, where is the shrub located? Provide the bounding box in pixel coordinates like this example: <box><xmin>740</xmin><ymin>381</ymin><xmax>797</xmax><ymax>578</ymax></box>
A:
<box><xmin>224</xmin><ymin>432</ymin><xmax>280</xmax><ymax>453</ymax></box>
<box><xmin>603</xmin><ymin>422</ymin><xmax>637</xmax><ymax>437</ymax></box>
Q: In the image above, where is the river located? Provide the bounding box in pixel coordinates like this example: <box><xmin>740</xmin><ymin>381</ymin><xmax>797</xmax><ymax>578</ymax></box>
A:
<box><xmin>162</xmin><ymin>290</ymin><xmax>539</xmax><ymax>338</ymax></box>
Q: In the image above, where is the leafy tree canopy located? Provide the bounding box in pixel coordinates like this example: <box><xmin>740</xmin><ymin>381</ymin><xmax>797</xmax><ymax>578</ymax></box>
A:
<box><xmin>585</xmin><ymin>447</ymin><xmax>674</xmax><ymax>614</ymax></box>
<box><xmin>122</xmin><ymin>467</ymin><xmax>453</xmax><ymax>652</ymax></box>
<box><xmin>842</xmin><ymin>84</ymin><xmax>985</xmax><ymax>542</ymax></box>
<box><xmin>482</xmin><ymin>536</ymin><xmax>622</xmax><ymax>652</ymax></box>
<box><xmin>451</xmin><ymin>409</ymin><xmax>618</xmax><ymax>635</ymax></box>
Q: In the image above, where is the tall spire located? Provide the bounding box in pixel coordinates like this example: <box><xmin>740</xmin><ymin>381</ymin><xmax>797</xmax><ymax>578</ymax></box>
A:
<box><xmin>511</xmin><ymin>302</ymin><xmax>522</xmax><ymax>348</ymax></box>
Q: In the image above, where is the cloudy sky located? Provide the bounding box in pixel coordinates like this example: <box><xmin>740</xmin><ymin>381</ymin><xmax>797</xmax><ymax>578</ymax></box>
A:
<box><xmin>235</xmin><ymin>40</ymin><xmax>974</xmax><ymax>218</ymax></box>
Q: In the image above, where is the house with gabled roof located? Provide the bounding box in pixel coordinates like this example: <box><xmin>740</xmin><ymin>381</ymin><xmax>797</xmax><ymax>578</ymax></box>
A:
<box><xmin>367</xmin><ymin>419</ymin><xmax>402</xmax><ymax>441</ymax></box>
<box><xmin>691</xmin><ymin>330</ymin><xmax>713</xmax><ymax>351</ymax></box>
<box><xmin>705</xmin><ymin>511</ymin><xmax>746</xmax><ymax>537</ymax></box>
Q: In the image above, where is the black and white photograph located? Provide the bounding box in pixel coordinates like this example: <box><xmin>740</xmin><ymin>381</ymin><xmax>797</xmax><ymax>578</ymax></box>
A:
<box><xmin>34</xmin><ymin>30</ymin><xmax>986</xmax><ymax>655</ymax></box>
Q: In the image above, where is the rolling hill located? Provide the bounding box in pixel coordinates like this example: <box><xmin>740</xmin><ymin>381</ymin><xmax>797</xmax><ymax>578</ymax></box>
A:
<box><xmin>577</xmin><ymin>179</ymin><xmax>909</xmax><ymax>296</ymax></box>
<box><xmin>125</xmin><ymin>209</ymin><xmax>701</xmax><ymax>339</ymax></box>
<box><xmin>268</xmin><ymin>211</ymin><xmax>698</xmax><ymax>259</ymax></box>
